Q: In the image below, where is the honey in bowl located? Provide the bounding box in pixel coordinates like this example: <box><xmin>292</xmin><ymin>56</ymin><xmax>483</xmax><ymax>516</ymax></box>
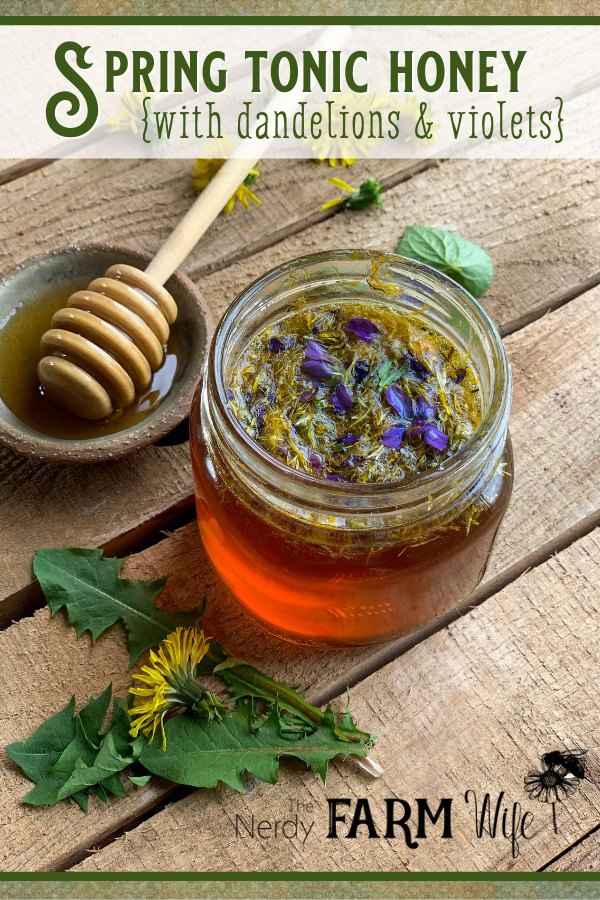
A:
<box><xmin>191</xmin><ymin>251</ymin><xmax>513</xmax><ymax>647</ymax></box>
<box><xmin>0</xmin><ymin>282</ymin><xmax>181</xmax><ymax>440</ymax></box>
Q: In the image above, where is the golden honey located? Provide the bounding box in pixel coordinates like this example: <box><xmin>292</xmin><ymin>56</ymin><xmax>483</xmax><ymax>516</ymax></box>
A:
<box><xmin>0</xmin><ymin>282</ymin><xmax>181</xmax><ymax>440</ymax></box>
<box><xmin>191</xmin><ymin>250</ymin><xmax>513</xmax><ymax>646</ymax></box>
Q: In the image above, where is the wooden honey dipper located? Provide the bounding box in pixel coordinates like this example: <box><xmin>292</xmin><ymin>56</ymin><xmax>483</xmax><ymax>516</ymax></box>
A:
<box><xmin>37</xmin><ymin>156</ymin><xmax>259</xmax><ymax>420</ymax></box>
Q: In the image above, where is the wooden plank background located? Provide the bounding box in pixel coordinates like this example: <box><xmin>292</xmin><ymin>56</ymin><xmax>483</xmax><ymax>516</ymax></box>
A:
<box><xmin>0</xmin><ymin>155</ymin><xmax>598</xmax><ymax>874</ymax></box>
<box><xmin>74</xmin><ymin>527</ymin><xmax>600</xmax><ymax>874</ymax></box>
<box><xmin>0</xmin><ymin>158</ymin><xmax>599</xmax><ymax>608</ymax></box>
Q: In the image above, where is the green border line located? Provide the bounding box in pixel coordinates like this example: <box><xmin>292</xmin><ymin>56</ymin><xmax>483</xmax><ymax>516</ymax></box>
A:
<box><xmin>1</xmin><ymin>15</ymin><xmax>600</xmax><ymax>24</ymax></box>
<box><xmin>0</xmin><ymin>873</ymin><xmax>598</xmax><ymax>882</ymax></box>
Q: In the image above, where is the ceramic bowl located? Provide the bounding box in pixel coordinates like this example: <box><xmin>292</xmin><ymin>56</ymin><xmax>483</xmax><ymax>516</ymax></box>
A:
<box><xmin>0</xmin><ymin>243</ymin><xmax>211</xmax><ymax>464</ymax></box>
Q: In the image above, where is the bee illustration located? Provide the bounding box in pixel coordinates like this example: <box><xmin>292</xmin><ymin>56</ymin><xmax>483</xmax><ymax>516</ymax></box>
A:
<box><xmin>542</xmin><ymin>749</ymin><xmax>587</xmax><ymax>780</ymax></box>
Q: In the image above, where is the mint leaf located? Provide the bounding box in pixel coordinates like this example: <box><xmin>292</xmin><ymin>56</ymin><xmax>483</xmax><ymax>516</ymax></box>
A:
<box><xmin>139</xmin><ymin>704</ymin><xmax>370</xmax><ymax>792</ymax></box>
<box><xmin>396</xmin><ymin>225</ymin><xmax>493</xmax><ymax>297</ymax></box>
<box><xmin>5</xmin><ymin>697</ymin><xmax>76</xmax><ymax>782</ymax></box>
<box><xmin>34</xmin><ymin>547</ymin><xmax>200</xmax><ymax>665</ymax></box>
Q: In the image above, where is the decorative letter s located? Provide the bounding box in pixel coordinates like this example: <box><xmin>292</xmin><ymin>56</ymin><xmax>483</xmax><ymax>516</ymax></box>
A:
<box><xmin>46</xmin><ymin>42</ymin><xmax>98</xmax><ymax>138</ymax></box>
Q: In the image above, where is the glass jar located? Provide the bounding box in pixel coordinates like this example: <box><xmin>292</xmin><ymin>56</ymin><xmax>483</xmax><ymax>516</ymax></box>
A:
<box><xmin>190</xmin><ymin>250</ymin><xmax>512</xmax><ymax>646</ymax></box>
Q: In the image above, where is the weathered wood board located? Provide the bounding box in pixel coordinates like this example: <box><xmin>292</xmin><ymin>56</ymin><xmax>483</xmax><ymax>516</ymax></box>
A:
<box><xmin>0</xmin><ymin>159</ymin><xmax>599</xmax><ymax>606</ymax></box>
<box><xmin>0</xmin><ymin>156</ymin><xmax>427</xmax><ymax>278</ymax></box>
<box><xmin>197</xmin><ymin>159</ymin><xmax>600</xmax><ymax>332</ymax></box>
<box><xmin>73</xmin><ymin>527</ymin><xmax>600</xmax><ymax>872</ymax></box>
<box><xmin>0</xmin><ymin>288</ymin><xmax>599</xmax><ymax>871</ymax></box>
<box><xmin>548</xmin><ymin>832</ymin><xmax>600</xmax><ymax>872</ymax></box>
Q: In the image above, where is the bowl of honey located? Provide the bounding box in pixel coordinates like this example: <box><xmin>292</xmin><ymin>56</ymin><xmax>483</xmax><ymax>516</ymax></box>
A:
<box><xmin>190</xmin><ymin>249</ymin><xmax>513</xmax><ymax>647</ymax></box>
<box><xmin>0</xmin><ymin>243</ymin><xmax>211</xmax><ymax>464</ymax></box>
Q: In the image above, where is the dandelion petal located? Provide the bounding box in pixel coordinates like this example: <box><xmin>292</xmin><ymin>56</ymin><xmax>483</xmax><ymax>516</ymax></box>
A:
<box><xmin>346</xmin><ymin>317</ymin><xmax>380</xmax><ymax>343</ymax></box>
<box><xmin>381</xmin><ymin>424</ymin><xmax>406</xmax><ymax>449</ymax></box>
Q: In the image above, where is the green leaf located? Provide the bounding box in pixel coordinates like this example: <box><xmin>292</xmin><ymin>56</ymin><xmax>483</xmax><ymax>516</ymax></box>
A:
<box><xmin>78</xmin><ymin>683</ymin><xmax>112</xmax><ymax>750</ymax></box>
<box><xmin>139</xmin><ymin>704</ymin><xmax>369</xmax><ymax>793</ymax></box>
<box><xmin>128</xmin><ymin>774</ymin><xmax>152</xmax><ymax>788</ymax></box>
<box><xmin>376</xmin><ymin>360</ymin><xmax>406</xmax><ymax>390</ymax></box>
<box><xmin>395</xmin><ymin>225</ymin><xmax>494</xmax><ymax>297</ymax></box>
<box><xmin>34</xmin><ymin>547</ymin><xmax>200</xmax><ymax>665</ymax></box>
<box><xmin>22</xmin><ymin>718</ymin><xmax>97</xmax><ymax>806</ymax></box>
<box><xmin>345</xmin><ymin>177</ymin><xmax>385</xmax><ymax>211</ymax></box>
<box><xmin>7</xmin><ymin>685</ymin><xmax>143</xmax><ymax>809</ymax></box>
<box><xmin>5</xmin><ymin>697</ymin><xmax>76</xmax><ymax>782</ymax></box>
<box><xmin>207</xmin><ymin>643</ymin><xmax>373</xmax><ymax>746</ymax></box>
<box><xmin>55</xmin><ymin>732</ymin><xmax>141</xmax><ymax>802</ymax></box>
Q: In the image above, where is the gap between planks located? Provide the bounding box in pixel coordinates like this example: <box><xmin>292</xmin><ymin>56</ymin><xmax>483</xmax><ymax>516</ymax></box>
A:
<box><xmin>0</xmin><ymin>286</ymin><xmax>599</xmax><ymax>871</ymax></box>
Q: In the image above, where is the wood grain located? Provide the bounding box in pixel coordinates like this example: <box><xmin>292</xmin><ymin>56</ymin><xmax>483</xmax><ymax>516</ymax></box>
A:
<box><xmin>0</xmin><ymin>159</ymin><xmax>53</xmax><ymax>187</ymax></box>
<box><xmin>0</xmin><ymin>156</ymin><xmax>427</xmax><ymax>279</ymax></box>
<box><xmin>0</xmin><ymin>287</ymin><xmax>599</xmax><ymax>872</ymax></box>
<box><xmin>0</xmin><ymin>159</ymin><xmax>599</xmax><ymax>608</ymax></box>
<box><xmin>196</xmin><ymin>158</ymin><xmax>600</xmax><ymax>333</ymax></box>
<box><xmin>546</xmin><ymin>830</ymin><xmax>600</xmax><ymax>872</ymax></box>
<box><xmin>74</xmin><ymin>527</ymin><xmax>600</xmax><ymax>873</ymax></box>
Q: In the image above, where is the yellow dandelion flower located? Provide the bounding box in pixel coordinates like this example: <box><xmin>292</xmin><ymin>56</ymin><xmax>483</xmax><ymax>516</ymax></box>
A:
<box><xmin>320</xmin><ymin>176</ymin><xmax>385</xmax><ymax>212</ymax></box>
<box><xmin>191</xmin><ymin>159</ymin><xmax>262</xmax><ymax>215</ymax></box>
<box><xmin>106</xmin><ymin>93</ymin><xmax>147</xmax><ymax>135</ymax></box>
<box><xmin>320</xmin><ymin>177</ymin><xmax>355</xmax><ymax>210</ymax></box>
<box><xmin>316</xmin><ymin>158</ymin><xmax>357</xmax><ymax>168</ymax></box>
<box><xmin>129</xmin><ymin>626</ymin><xmax>225</xmax><ymax>751</ymax></box>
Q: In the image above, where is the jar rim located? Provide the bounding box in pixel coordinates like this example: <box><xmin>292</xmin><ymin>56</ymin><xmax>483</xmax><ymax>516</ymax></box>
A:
<box><xmin>207</xmin><ymin>249</ymin><xmax>511</xmax><ymax>505</ymax></box>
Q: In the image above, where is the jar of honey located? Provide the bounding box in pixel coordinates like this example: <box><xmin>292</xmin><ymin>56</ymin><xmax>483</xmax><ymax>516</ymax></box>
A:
<box><xmin>190</xmin><ymin>250</ymin><xmax>512</xmax><ymax>646</ymax></box>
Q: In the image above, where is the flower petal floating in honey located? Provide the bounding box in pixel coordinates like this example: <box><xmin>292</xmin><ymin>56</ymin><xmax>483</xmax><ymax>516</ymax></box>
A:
<box><xmin>346</xmin><ymin>317</ymin><xmax>380</xmax><ymax>343</ymax></box>
<box><xmin>381</xmin><ymin>424</ymin><xmax>406</xmax><ymax>449</ymax></box>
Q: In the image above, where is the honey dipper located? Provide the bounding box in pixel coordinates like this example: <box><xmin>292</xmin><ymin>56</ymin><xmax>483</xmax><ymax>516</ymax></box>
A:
<box><xmin>37</xmin><ymin>156</ymin><xmax>259</xmax><ymax>420</ymax></box>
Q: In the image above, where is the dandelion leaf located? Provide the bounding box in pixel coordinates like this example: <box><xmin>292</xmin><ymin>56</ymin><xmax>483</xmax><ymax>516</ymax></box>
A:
<box><xmin>6</xmin><ymin>686</ymin><xmax>146</xmax><ymax>809</ymax></box>
<box><xmin>139</xmin><ymin>703</ymin><xmax>369</xmax><ymax>792</ymax></box>
<box><xmin>33</xmin><ymin>547</ymin><xmax>199</xmax><ymax>665</ymax></box>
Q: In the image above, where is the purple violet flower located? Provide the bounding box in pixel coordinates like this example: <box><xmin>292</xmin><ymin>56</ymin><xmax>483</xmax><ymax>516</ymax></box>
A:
<box><xmin>414</xmin><ymin>394</ymin><xmax>435</xmax><ymax>419</ymax></box>
<box><xmin>299</xmin><ymin>387</ymin><xmax>316</xmax><ymax>403</ymax></box>
<box><xmin>381</xmin><ymin>424</ymin><xmax>406</xmax><ymax>449</ymax></box>
<box><xmin>455</xmin><ymin>368</ymin><xmax>466</xmax><ymax>383</ymax></box>
<box><xmin>353</xmin><ymin>360</ymin><xmax>370</xmax><ymax>383</ymax></box>
<box><xmin>423</xmin><ymin>425</ymin><xmax>449</xmax><ymax>450</ymax></box>
<box><xmin>305</xmin><ymin>340</ymin><xmax>329</xmax><ymax>360</ymax></box>
<box><xmin>225</xmin><ymin>388</ymin><xmax>234</xmax><ymax>400</ymax></box>
<box><xmin>307</xmin><ymin>450</ymin><xmax>322</xmax><ymax>469</ymax></box>
<box><xmin>300</xmin><ymin>359</ymin><xmax>341</xmax><ymax>385</ymax></box>
<box><xmin>406</xmin><ymin>351</ymin><xmax>428</xmax><ymax>379</ymax></box>
<box><xmin>346</xmin><ymin>317</ymin><xmax>380</xmax><ymax>343</ymax></box>
<box><xmin>384</xmin><ymin>385</ymin><xmax>413</xmax><ymax>419</ymax></box>
<box><xmin>255</xmin><ymin>405</ymin><xmax>266</xmax><ymax>429</ymax></box>
<box><xmin>330</xmin><ymin>383</ymin><xmax>353</xmax><ymax>415</ymax></box>
<box><xmin>336</xmin><ymin>433</ymin><xmax>359</xmax><ymax>445</ymax></box>
<box><xmin>326</xmin><ymin>472</ymin><xmax>344</xmax><ymax>481</ymax></box>
<box><xmin>268</xmin><ymin>336</ymin><xmax>293</xmax><ymax>353</ymax></box>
